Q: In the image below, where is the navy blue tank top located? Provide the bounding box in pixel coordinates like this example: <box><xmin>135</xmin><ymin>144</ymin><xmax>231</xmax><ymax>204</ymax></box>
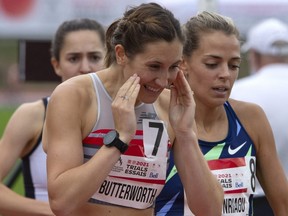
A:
<box><xmin>155</xmin><ymin>101</ymin><xmax>256</xmax><ymax>216</ymax></box>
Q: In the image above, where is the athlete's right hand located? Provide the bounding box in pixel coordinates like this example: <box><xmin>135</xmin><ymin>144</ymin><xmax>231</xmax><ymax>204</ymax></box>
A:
<box><xmin>111</xmin><ymin>74</ymin><xmax>140</xmax><ymax>144</ymax></box>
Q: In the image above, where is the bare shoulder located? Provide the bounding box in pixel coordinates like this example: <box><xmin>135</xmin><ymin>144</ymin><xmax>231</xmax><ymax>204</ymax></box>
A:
<box><xmin>50</xmin><ymin>74</ymin><xmax>95</xmax><ymax>109</ymax></box>
<box><xmin>45</xmin><ymin>74</ymin><xmax>97</xmax><ymax>140</ymax></box>
<box><xmin>0</xmin><ymin>99</ymin><xmax>46</xmax><ymax>158</ymax></box>
<box><xmin>228</xmin><ymin>98</ymin><xmax>266</xmax><ymax>120</ymax></box>
<box><xmin>53</xmin><ymin>74</ymin><xmax>92</xmax><ymax>95</ymax></box>
<box><xmin>228</xmin><ymin>98</ymin><xmax>270</xmax><ymax>141</ymax></box>
<box><xmin>8</xmin><ymin>99</ymin><xmax>45</xmax><ymax>126</ymax></box>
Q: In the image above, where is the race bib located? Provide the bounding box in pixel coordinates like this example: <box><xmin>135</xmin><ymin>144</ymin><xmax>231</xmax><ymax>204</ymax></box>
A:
<box><xmin>209</xmin><ymin>157</ymin><xmax>256</xmax><ymax>215</ymax></box>
<box><xmin>209</xmin><ymin>157</ymin><xmax>256</xmax><ymax>194</ymax></box>
<box><xmin>185</xmin><ymin>156</ymin><xmax>256</xmax><ymax>216</ymax></box>
<box><xmin>89</xmin><ymin>119</ymin><xmax>170</xmax><ymax>209</ymax></box>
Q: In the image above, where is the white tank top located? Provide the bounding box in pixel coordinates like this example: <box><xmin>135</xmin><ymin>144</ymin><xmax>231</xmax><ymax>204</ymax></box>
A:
<box><xmin>82</xmin><ymin>73</ymin><xmax>171</xmax><ymax>209</ymax></box>
<box><xmin>22</xmin><ymin>97</ymin><xmax>49</xmax><ymax>201</ymax></box>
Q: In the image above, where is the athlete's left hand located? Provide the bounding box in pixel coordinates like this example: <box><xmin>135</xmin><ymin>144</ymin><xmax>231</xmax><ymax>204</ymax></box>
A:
<box><xmin>169</xmin><ymin>70</ymin><xmax>195</xmax><ymax>134</ymax></box>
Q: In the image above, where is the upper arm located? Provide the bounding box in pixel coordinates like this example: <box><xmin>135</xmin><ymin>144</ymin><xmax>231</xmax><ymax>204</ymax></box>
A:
<box><xmin>230</xmin><ymin>99</ymin><xmax>274</xmax><ymax>153</ymax></box>
<box><xmin>231</xmin><ymin>99</ymin><xmax>287</xmax><ymax>198</ymax></box>
<box><xmin>44</xmin><ymin>82</ymin><xmax>88</xmax><ymax>182</ymax></box>
<box><xmin>0</xmin><ymin>101</ymin><xmax>44</xmax><ymax>179</ymax></box>
<box><xmin>252</xmin><ymin>107</ymin><xmax>287</xmax><ymax>199</ymax></box>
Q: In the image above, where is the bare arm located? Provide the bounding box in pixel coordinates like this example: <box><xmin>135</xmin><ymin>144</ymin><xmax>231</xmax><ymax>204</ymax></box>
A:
<box><xmin>0</xmin><ymin>102</ymin><xmax>54</xmax><ymax>216</ymax></box>
<box><xmin>241</xmin><ymin>103</ymin><xmax>288</xmax><ymax>216</ymax></box>
<box><xmin>169</xmin><ymin>71</ymin><xmax>224</xmax><ymax>216</ymax></box>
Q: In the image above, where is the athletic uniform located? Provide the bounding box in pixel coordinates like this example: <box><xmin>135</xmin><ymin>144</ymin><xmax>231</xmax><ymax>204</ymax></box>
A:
<box><xmin>155</xmin><ymin>101</ymin><xmax>257</xmax><ymax>216</ymax></box>
<box><xmin>82</xmin><ymin>73</ymin><xmax>171</xmax><ymax>209</ymax></box>
<box><xmin>22</xmin><ymin>97</ymin><xmax>49</xmax><ymax>201</ymax></box>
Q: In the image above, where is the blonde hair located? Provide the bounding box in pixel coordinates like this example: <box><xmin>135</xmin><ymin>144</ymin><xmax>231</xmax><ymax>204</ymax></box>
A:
<box><xmin>183</xmin><ymin>11</ymin><xmax>240</xmax><ymax>57</ymax></box>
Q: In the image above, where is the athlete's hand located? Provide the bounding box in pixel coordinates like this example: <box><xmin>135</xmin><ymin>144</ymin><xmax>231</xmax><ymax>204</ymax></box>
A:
<box><xmin>112</xmin><ymin>74</ymin><xmax>140</xmax><ymax>143</ymax></box>
<box><xmin>169</xmin><ymin>70</ymin><xmax>196</xmax><ymax>134</ymax></box>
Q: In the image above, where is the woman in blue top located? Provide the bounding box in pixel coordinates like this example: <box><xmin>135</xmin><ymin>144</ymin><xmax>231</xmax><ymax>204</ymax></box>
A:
<box><xmin>155</xmin><ymin>11</ymin><xmax>288</xmax><ymax>216</ymax></box>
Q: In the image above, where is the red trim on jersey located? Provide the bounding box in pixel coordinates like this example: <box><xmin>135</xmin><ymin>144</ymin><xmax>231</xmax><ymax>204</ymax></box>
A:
<box><xmin>208</xmin><ymin>158</ymin><xmax>246</xmax><ymax>170</ymax></box>
<box><xmin>83</xmin><ymin>129</ymin><xmax>146</xmax><ymax>157</ymax></box>
<box><xmin>109</xmin><ymin>175</ymin><xmax>166</xmax><ymax>185</ymax></box>
<box><xmin>225</xmin><ymin>188</ymin><xmax>248</xmax><ymax>194</ymax></box>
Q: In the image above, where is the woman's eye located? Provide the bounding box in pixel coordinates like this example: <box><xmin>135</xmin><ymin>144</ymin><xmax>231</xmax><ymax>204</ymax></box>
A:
<box><xmin>68</xmin><ymin>57</ymin><xmax>78</xmax><ymax>63</ymax></box>
<box><xmin>91</xmin><ymin>55</ymin><xmax>102</xmax><ymax>62</ymax></box>
<box><xmin>149</xmin><ymin>65</ymin><xmax>160</xmax><ymax>70</ymax></box>
<box><xmin>230</xmin><ymin>64</ymin><xmax>240</xmax><ymax>70</ymax></box>
<box><xmin>205</xmin><ymin>63</ymin><xmax>217</xmax><ymax>68</ymax></box>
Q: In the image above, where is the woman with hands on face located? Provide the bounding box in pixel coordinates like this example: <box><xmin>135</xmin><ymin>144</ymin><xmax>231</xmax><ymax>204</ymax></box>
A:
<box><xmin>43</xmin><ymin>3</ymin><xmax>223</xmax><ymax>216</ymax></box>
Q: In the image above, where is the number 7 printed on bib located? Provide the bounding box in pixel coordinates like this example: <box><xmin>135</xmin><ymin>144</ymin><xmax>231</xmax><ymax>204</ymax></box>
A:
<box><xmin>92</xmin><ymin>119</ymin><xmax>170</xmax><ymax>209</ymax></box>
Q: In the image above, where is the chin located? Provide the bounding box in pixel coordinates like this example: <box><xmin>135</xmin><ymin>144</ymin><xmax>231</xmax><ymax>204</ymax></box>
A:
<box><xmin>138</xmin><ymin>95</ymin><xmax>158</xmax><ymax>104</ymax></box>
<box><xmin>143</xmin><ymin>99</ymin><xmax>156</xmax><ymax>104</ymax></box>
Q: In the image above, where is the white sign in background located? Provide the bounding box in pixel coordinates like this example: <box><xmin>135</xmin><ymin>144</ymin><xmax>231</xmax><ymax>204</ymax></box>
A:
<box><xmin>0</xmin><ymin>0</ymin><xmax>287</xmax><ymax>40</ymax></box>
<box><xmin>0</xmin><ymin>0</ymin><xmax>145</xmax><ymax>39</ymax></box>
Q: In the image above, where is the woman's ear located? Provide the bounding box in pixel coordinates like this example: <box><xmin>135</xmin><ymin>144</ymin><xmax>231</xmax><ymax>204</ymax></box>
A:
<box><xmin>51</xmin><ymin>57</ymin><xmax>62</xmax><ymax>78</ymax></box>
<box><xmin>115</xmin><ymin>44</ymin><xmax>126</xmax><ymax>65</ymax></box>
<box><xmin>180</xmin><ymin>59</ymin><xmax>189</xmax><ymax>78</ymax></box>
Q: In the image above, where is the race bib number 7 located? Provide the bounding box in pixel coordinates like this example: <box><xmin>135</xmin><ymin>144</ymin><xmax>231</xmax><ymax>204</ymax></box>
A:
<box><xmin>92</xmin><ymin>119</ymin><xmax>170</xmax><ymax>209</ymax></box>
<box><xmin>142</xmin><ymin>119</ymin><xmax>169</xmax><ymax>158</ymax></box>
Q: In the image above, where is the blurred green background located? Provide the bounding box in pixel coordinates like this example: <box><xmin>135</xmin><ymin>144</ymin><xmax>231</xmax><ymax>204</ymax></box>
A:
<box><xmin>0</xmin><ymin>107</ymin><xmax>25</xmax><ymax>195</ymax></box>
<box><xmin>0</xmin><ymin>39</ymin><xmax>24</xmax><ymax>194</ymax></box>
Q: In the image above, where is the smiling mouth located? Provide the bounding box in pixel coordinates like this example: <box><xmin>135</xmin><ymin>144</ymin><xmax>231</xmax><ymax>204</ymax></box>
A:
<box><xmin>144</xmin><ymin>85</ymin><xmax>162</xmax><ymax>93</ymax></box>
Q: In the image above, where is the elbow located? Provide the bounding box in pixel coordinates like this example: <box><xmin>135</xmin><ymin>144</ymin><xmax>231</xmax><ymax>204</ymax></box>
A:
<box><xmin>49</xmin><ymin>192</ymin><xmax>73</xmax><ymax>216</ymax></box>
<box><xmin>189</xmin><ymin>202</ymin><xmax>223</xmax><ymax>216</ymax></box>
<box><xmin>218</xmin><ymin>184</ymin><xmax>225</xmax><ymax>210</ymax></box>
<box><xmin>49</xmin><ymin>199</ymin><xmax>69</xmax><ymax>216</ymax></box>
<box><xmin>188</xmin><ymin>186</ymin><xmax>224</xmax><ymax>216</ymax></box>
<box><xmin>209</xmin><ymin>184</ymin><xmax>224</xmax><ymax>216</ymax></box>
<box><xmin>188</xmin><ymin>203</ymin><xmax>222</xmax><ymax>216</ymax></box>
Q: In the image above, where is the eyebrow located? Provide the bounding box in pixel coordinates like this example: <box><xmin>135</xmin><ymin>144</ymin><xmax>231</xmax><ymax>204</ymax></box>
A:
<box><xmin>67</xmin><ymin>51</ymin><xmax>103</xmax><ymax>55</ymax></box>
<box><xmin>146</xmin><ymin>59</ymin><xmax>182</xmax><ymax>65</ymax></box>
<box><xmin>205</xmin><ymin>54</ymin><xmax>241</xmax><ymax>61</ymax></box>
<box><xmin>173</xmin><ymin>60</ymin><xmax>183</xmax><ymax>65</ymax></box>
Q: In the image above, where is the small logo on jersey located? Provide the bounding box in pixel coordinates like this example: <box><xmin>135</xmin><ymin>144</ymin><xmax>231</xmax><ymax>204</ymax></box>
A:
<box><xmin>149</xmin><ymin>172</ymin><xmax>159</xmax><ymax>178</ymax></box>
<box><xmin>137</xmin><ymin>112</ymin><xmax>157</xmax><ymax>124</ymax></box>
<box><xmin>235</xmin><ymin>181</ymin><xmax>244</xmax><ymax>188</ymax></box>
<box><xmin>228</xmin><ymin>141</ymin><xmax>247</xmax><ymax>155</ymax></box>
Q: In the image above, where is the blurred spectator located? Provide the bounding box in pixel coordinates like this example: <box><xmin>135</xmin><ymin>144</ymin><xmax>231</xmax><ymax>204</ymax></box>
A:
<box><xmin>231</xmin><ymin>18</ymin><xmax>288</xmax><ymax>216</ymax></box>
<box><xmin>6</xmin><ymin>63</ymin><xmax>21</xmax><ymax>90</ymax></box>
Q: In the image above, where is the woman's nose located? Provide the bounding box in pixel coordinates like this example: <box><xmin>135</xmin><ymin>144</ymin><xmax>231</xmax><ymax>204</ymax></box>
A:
<box><xmin>79</xmin><ymin>58</ymin><xmax>92</xmax><ymax>74</ymax></box>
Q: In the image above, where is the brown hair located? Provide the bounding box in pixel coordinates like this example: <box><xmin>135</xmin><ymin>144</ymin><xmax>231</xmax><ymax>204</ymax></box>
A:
<box><xmin>51</xmin><ymin>18</ymin><xmax>105</xmax><ymax>61</ymax></box>
<box><xmin>105</xmin><ymin>2</ymin><xmax>185</xmax><ymax>67</ymax></box>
